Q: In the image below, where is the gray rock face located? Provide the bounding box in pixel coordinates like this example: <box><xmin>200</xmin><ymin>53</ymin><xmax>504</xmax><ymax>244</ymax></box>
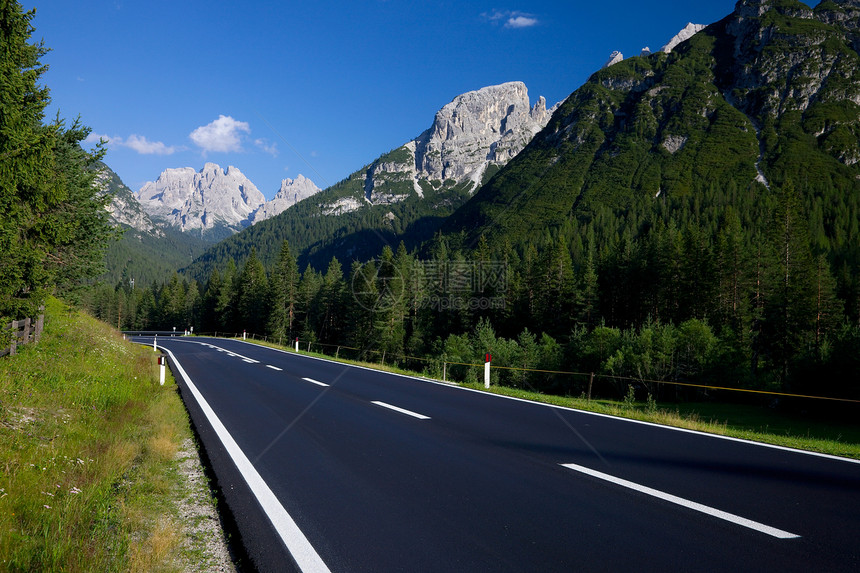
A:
<box><xmin>95</xmin><ymin>165</ymin><xmax>162</xmax><ymax>236</ymax></box>
<box><xmin>136</xmin><ymin>163</ymin><xmax>266</xmax><ymax>233</ymax></box>
<box><xmin>362</xmin><ymin>81</ymin><xmax>557</xmax><ymax>203</ymax></box>
<box><xmin>250</xmin><ymin>175</ymin><xmax>321</xmax><ymax>223</ymax></box>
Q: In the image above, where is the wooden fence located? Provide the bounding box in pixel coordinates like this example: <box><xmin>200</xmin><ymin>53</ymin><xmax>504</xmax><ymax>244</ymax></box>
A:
<box><xmin>1</xmin><ymin>307</ymin><xmax>45</xmax><ymax>357</ymax></box>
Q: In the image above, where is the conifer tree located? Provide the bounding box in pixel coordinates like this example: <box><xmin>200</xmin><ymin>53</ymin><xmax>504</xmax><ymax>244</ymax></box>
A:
<box><xmin>318</xmin><ymin>256</ymin><xmax>345</xmax><ymax>344</ymax></box>
<box><xmin>267</xmin><ymin>240</ymin><xmax>300</xmax><ymax>343</ymax></box>
<box><xmin>760</xmin><ymin>182</ymin><xmax>817</xmax><ymax>386</ymax></box>
<box><xmin>1</xmin><ymin>1</ymin><xmax>113</xmax><ymax>321</ymax></box>
<box><xmin>236</xmin><ymin>249</ymin><xmax>268</xmax><ymax>334</ymax></box>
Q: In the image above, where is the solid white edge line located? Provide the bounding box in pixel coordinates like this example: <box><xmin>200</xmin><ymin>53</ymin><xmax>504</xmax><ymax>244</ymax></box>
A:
<box><xmin>302</xmin><ymin>377</ymin><xmax>329</xmax><ymax>387</ymax></box>
<box><xmin>371</xmin><ymin>401</ymin><xmax>431</xmax><ymax>420</ymax></box>
<box><xmin>560</xmin><ymin>462</ymin><xmax>800</xmax><ymax>539</ymax></box>
<box><xmin>221</xmin><ymin>339</ymin><xmax>860</xmax><ymax>466</ymax></box>
<box><xmin>159</xmin><ymin>346</ymin><xmax>331</xmax><ymax>573</ymax></box>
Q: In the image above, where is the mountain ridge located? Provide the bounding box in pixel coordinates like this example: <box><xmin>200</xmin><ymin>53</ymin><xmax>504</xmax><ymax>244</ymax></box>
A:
<box><xmin>439</xmin><ymin>0</ymin><xmax>860</xmax><ymax>258</ymax></box>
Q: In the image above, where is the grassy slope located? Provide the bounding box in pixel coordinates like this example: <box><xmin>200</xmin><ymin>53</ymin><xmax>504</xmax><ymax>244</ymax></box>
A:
<box><xmin>0</xmin><ymin>298</ymin><xmax>225</xmax><ymax>572</ymax></box>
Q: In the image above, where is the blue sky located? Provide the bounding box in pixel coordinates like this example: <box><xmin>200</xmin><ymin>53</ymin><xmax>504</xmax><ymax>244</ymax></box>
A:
<box><xmin>27</xmin><ymin>0</ymin><xmax>744</xmax><ymax>199</ymax></box>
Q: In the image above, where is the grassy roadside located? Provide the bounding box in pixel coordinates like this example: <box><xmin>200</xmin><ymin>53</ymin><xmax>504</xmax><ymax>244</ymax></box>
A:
<box><xmin>238</xmin><ymin>337</ymin><xmax>860</xmax><ymax>461</ymax></box>
<box><xmin>0</xmin><ymin>298</ymin><xmax>229</xmax><ymax>572</ymax></box>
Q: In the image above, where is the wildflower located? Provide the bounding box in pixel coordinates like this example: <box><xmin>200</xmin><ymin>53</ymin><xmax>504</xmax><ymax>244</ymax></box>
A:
<box><xmin>43</xmin><ymin>505</ymin><xmax>51</xmax><ymax>509</ymax></box>
<box><xmin>70</xmin><ymin>487</ymin><xmax>82</xmax><ymax>495</ymax></box>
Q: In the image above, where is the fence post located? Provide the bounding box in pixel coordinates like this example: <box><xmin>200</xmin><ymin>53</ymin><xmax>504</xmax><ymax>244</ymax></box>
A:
<box><xmin>10</xmin><ymin>320</ymin><xmax>19</xmax><ymax>356</ymax></box>
<box><xmin>35</xmin><ymin>307</ymin><xmax>44</xmax><ymax>343</ymax></box>
<box><xmin>443</xmin><ymin>362</ymin><xmax>447</xmax><ymax>382</ymax></box>
<box><xmin>336</xmin><ymin>346</ymin><xmax>340</xmax><ymax>360</ymax></box>
<box><xmin>588</xmin><ymin>372</ymin><xmax>594</xmax><ymax>402</ymax></box>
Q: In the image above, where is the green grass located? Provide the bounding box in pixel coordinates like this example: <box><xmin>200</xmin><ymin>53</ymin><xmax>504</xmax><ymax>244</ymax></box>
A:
<box><xmin>238</xmin><ymin>337</ymin><xmax>860</xmax><ymax>460</ymax></box>
<box><xmin>0</xmin><ymin>297</ymin><xmax>212</xmax><ymax>572</ymax></box>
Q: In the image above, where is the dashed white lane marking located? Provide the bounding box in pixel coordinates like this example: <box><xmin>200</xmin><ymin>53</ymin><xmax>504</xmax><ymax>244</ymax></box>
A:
<box><xmin>560</xmin><ymin>463</ymin><xmax>800</xmax><ymax>539</ymax></box>
<box><xmin>302</xmin><ymin>377</ymin><xmax>329</xmax><ymax>387</ymax></box>
<box><xmin>371</xmin><ymin>401</ymin><xmax>431</xmax><ymax>420</ymax></box>
<box><xmin>266</xmin><ymin>365</ymin><xmax>283</xmax><ymax>371</ymax></box>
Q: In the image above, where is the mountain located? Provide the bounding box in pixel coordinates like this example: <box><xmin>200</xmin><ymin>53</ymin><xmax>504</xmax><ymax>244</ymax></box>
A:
<box><xmin>95</xmin><ymin>162</ymin><xmax>209</xmax><ymax>287</ymax></box>
<box><xmin>250</xmin><ymin>175</ymin><xmax>321</xmax><ymax>223</ymax></box>
<box><xmin>182</xmin><ymin>81</ymin><xmax>558</xmax><ymax>278</ymax></box>
<box><xmin>440</xmin><ymin>0</ymin><xmax>860</xmax><ymax>266</ymax></box>
<box><xmin>135</xmin><ymin>163</ymin><xmax>267</xmax><ymax>240</ymax></box>
<box><xmin>97</xmin><ymin>163</ymin><xmax>160</xmax><ymax>235</ymax></box>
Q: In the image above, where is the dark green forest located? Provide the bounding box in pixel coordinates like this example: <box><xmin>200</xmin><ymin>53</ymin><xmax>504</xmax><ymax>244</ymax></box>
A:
<box><xmin>85</xmin><ymin>175</ymin><xmax>860</xmax><ymax>410</ymax></box>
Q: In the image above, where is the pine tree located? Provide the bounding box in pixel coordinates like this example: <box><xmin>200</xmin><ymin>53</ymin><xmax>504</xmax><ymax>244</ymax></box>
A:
<box><xmin>1</xmin><ymin>2</ymin><xmax>114</xmax><ymax>320</ymax></box>
<box><xmin>760</xmin><ymin>182</ymin><xmax>817</xmax><ymax>387</ymax></box>
<box><xmin>235</xmin><ymin>249</ymin><xmax>268</xmax><ymax>335</ymax></box>
<box><xmin>318</xmin><ymin>256</ymin><xmax>345</xmax><ymax>344</ymax></box>
<box><xmin>267</xmin><ymin>240</ymin><xmax>300</xmax><ymax>343</ymax></box>
<box><xmin>215</xmin><ymin>259</ymin><xmax>237</xmax><ymax>333</ymax></box>
<box><xmin>375</xmin><ymin>245</ymin><xmax>407</xmax><ymax>360</ymax></box>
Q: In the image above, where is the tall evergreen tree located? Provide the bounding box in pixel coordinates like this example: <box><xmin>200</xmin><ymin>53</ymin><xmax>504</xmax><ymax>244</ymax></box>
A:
<box><xmin>0</xmin><ymin>1</ymin><xmax>113</xmax><ymax>321</ymax></box>
<box><xmin>760</xmin><ymin>182</ymin><xmax>817</xmax><ymax>387</ymax></box>
<box><xmin>267</xmin><ymin>240</ymin><xmax>300</xmax><ymax>343</ymax></box>
<box><xmin>235</xmin><ymin>249</ymin><xmax>268</xmax><ymax>334</ymax></box>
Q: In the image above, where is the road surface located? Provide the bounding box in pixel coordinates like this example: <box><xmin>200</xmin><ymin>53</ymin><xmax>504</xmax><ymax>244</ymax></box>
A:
<box><xmin>134</xmin><ymin>336</ymin><xmax>860</xmax><ymax>572</ymax></box>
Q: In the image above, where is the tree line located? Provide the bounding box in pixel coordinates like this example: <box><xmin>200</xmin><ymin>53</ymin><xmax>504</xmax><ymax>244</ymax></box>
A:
<box><xmin>83</xmin><ymin>180</ymin><xmax>860</xmax><ymax>408</ymax></box>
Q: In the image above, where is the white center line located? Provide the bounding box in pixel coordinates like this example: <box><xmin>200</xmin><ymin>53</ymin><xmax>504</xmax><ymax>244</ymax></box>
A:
<box><xmin>266</xmin><ymin>365</ymin><xmax>283</xmax><ymax>371</ymax></box>
<box><xmin>302</xmin><ymin>377</ymin><xmax>329</xmax><ymax>387</ymax></box>
<box><xmin>560</xmin><ymin>463</ymin><xmax>800</xmax><ymax>539</ymax></box>
<box><xmin>371</xmin><ymin>401</ymin><xmax>431</xmax><ymax>420</ymax></box>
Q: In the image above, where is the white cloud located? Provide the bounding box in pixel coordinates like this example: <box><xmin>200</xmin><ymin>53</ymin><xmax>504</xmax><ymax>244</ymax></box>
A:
<box><xmin>85</xmin><ymin>132</ymin><xmax>112</xmax><ymax>145</ymax></box>
<box><xmin>482</xmin><ymin>10</ymin><xmax>539</xmax><ymax>29</ymax></box>
<box><xmin>189</xmin><ymin>115</ymin><xmax>250</xmax><ymax>153</ymax></box>
<box><xmin>505</xmin><ymin>15</ymin><xmax>538</xmax><ymax>29</ymax></box>
<box><xmin>124</xmin><ymin>134</ymin><xmax>178</xmax><ymax>155</ymax></box>
<box><xmin>84</xmin><ymin>132</ymin><xmax>178</xmax><ymax>155</ymax></box>
<box><xmin>254</xmin><ymin>138</ymin><xmax>278</xmax><ymax>157</ymax></box>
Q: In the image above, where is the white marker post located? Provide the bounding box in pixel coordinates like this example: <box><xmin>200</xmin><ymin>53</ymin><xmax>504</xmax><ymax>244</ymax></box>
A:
<box><xmin>158</xmin><ymin>355</ymin><xmax>166</xmax><ymax>386</ymax></box>
<box><xmin>243</xmin><ymin>330</ymin><xmax>246</xmax><ymax>340</ymax></box>
<box><xmin>295</xmin><ymin>337</ymin><xmax>299</xmax><ymax>352</ymax></box>
<box><xmin>153</xmin><ymin>334</ymin><xmax>157</xmax><ymax>351</ymax></box>
<box><xmin>484</xmin><ymin>352</ymin><xmax>491</xmax><ymax>389</ymax></box>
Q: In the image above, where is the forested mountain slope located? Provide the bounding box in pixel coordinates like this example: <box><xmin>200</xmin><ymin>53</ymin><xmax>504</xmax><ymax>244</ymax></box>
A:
<box><xmin>441</xmin><ymin>0</ymin><xmax>860</xmax><ymax>279</ymax></box>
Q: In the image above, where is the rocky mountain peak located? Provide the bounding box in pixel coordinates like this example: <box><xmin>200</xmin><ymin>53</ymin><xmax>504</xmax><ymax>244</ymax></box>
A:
<box><xmin>362</xmin><ymin>81</ymin><xmax>558</xmax><ymax>204</ymax></box>
<box><xmin>661</xmin><ymin>23</ymin><xmax>707</xmax><ymax>53</ymax></box>
<box><xmin>250</xmin><ymin>174</ymin><xmax>322</xmax><ymax>224</ymax></box>
<box><xmin>136</xmin><ymin>163</ymin><xmax>266</xmax><ymax>235</ymax></box>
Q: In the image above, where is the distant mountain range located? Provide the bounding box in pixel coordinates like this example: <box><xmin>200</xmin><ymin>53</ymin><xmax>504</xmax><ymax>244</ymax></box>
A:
<box><xmin>133</xmin><ymin>163</ymin><xmax>322</xmax><ymax>240</ymax></box>
<box><xmin>95</xmin><ymin>163</ymin><xmax>209</xmax><ymax>287</ymax></box>
<box><xmin>178</xmin><ymin>80</ymin><xmax>560</xmax><ymax>278</ymax></box>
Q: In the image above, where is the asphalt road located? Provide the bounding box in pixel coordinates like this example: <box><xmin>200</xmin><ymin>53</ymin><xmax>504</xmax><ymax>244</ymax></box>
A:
<box><xmin>134</xmin><ymin>336</ymin><xmax>860</xmax><ymax>572</ymax></box>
